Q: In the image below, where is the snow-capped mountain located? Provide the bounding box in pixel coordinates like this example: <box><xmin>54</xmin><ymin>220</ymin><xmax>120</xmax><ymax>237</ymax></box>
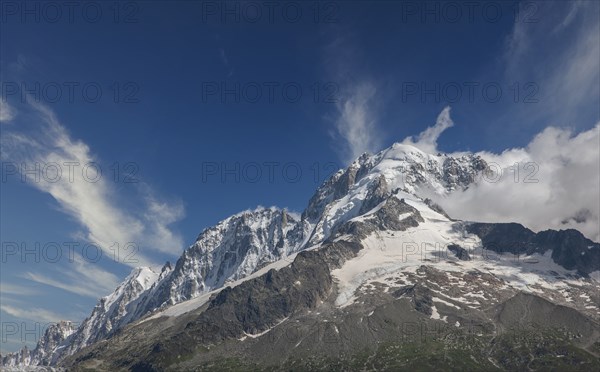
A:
<box><xmin>103</xmin><ymin>143</ymin><xmax>490</xmax><ymax>339</ymax></box>
<box><xmin>59</xmin><ymin>185</ymin><xmax>599</xmax><ymax>370</ymax></box>
<box><xmin>301</xmin><ymin>144</ymin><xmax>487</xmax><ymax>246</ymax></box>
<box><xmin>4</xmin><ymin>141</ymin><xmax>599</xmax><ymax>370</ymax></box>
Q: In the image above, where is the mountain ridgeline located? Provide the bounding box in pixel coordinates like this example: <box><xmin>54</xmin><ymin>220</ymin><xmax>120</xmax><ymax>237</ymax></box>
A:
<box><xmin>2</xmin><ymin>143</ymin><xmax>599</xmax><ymax>371</ymax></box>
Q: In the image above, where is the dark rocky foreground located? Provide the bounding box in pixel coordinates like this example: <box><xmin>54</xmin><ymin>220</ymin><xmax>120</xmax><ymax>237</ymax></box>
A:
<box><xmin>59</xmin><ymin>236</ymin><xmax>600</xmax><ymax>371</ymax></box>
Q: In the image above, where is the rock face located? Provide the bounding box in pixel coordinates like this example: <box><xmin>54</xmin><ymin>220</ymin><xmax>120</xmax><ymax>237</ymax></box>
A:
<box><xmin>393</xmin><ymin>284</ymin><xmax>434</xmax><ymax>316</ymax></box>
<box><xmin>4</xmin><ymin>142</ymin><xmax>599</xmax><ymax>370</ymax></box>
<box><xmin>448</xmin><ymin>244</ymin><xmax>471</xmax><ymax>261</ymax></box>
<box><xmin>467</xmin><ymin>223</ymin><xmax>600</xmax><ymax>275</ymax></box>
<box><xmin>301</xmin><ymin>145</ymin><xmax>488</xmax><ymax>246</ymax></box>
<box><xmin>130</xmin><ymin>208</ymin><xmax>303</xmax><ymax>319</ymax></box>
<box><xmin>334</xmin><ymin>196</ymin><xmax>425</xmax><ymax>240</ymax></box>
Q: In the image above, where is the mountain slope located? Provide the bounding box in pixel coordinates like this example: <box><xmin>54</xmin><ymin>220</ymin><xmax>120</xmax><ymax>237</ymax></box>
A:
<box><xmin>59</xmin><ymin>165</ymin><xmax>599</xmax><ymax>370</ymax></box>
<box><xmin>58</xmin><ymin>189</ymin><xmax>600</xmax><ymax>371</ymax></box>
<box><xmin>3</xmin><ymin>142</ymin><xmax>599</xmax><ymax>370</ymax></box>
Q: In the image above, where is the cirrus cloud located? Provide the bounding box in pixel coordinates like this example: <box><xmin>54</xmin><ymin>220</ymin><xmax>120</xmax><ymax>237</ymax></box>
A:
<box><xmin>0</xmin><ymin>100</ymin><xmax>185</xmax><ymax>267</ymax></box>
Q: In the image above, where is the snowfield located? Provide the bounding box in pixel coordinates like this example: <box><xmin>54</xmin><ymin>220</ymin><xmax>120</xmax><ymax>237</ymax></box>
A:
<box><xmin>332</xmin><ymin>193</ymin><xmax>594</xmax><ymax>310</ymax></box>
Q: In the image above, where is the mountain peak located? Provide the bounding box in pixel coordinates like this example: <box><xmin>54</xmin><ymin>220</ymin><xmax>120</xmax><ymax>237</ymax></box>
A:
<box><xmin>5</xmin><ymin>135</ymin><xmax>598</xmax><ymax>370</ymax></box>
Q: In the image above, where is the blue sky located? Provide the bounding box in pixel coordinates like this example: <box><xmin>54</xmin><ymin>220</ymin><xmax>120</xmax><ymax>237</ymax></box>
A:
<box><xmin>1</xmin><ymin>1</ymin><xmax>599</xmax><ymax>353</ymax></box>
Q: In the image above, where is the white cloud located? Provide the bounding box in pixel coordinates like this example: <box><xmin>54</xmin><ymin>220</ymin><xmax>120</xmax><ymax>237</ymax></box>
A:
<box><xmin>22</xmin><ymin>256</ymin><xmax>121</xmax><ymax>298</ymax></box>
<box><xmin>0</xmin><ymin>283</ymin><xmax>39</xmax><ymax>296</ymax></box>
<box><xmin>0</xmin><ymin>101</ymin><xmax>185</xmax><ymax>268</ymax></box>
<box><xmin>440</xmin><ymin>1</ymin><xmax>598</xmax><ymax>242</ymax></box>
<box><xmin>322</xmin><ymin>29</ymin><xmax>385</xmax><ymax>164</ymax></box>
<box><xmin>0</xmin><ymin>100</ymin><xmax>16</xmax><ymax>123</ymax></box>
<box><xmin>0</xmin><ymin>304</ymin><xmax>67</xmax><ymax>324</ymax></box>
<box><xmin>434</xmin><ymin>123</ymin><xmax>600</xmax><ymax>242</ymax></box>
<box><xmin>402</xmin><ymin>106</ymin><xmax>453</xmax><ymax>153</ymax></box>
<box><xmin>334</xmin><ymin>81</ymin><xmax>382</xmax><ymax>164</ymax></box>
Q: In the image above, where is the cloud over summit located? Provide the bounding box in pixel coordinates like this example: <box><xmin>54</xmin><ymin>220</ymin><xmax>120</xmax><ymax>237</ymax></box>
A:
<box><xmin>418</xmin><ymin>108</ymin><xmax>600</xmax><ymax>242</ymax></box>
<box><xmin>402</xmin><ymin>106</ymin><xmax>453</xmax><ymax>154</ymax></box>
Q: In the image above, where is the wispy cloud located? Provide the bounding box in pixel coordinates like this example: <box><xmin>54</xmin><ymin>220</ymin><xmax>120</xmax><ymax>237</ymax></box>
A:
<box><xmin>323</xmin><ymin>30</ymin><xmax>384</xmax><ymax>164</ymax></box>
<box><xmin>21</xmin><ymin>256</ymin><xmax>120</xmax><ymax>298</ymax></box>
<box><xmin>0</xmin><ymin>100</ymin><xmax>185</xmax><ymax>268</ymax></box>
<box><xmin>0</xmin><ymin>283</ymin><xmax>39</xmax><ymax>296</ymax></box>
<box><xmin>402</xmin><ymin>106</ymin><xmax>453</xmax><ymax>154</ymax></box>
<box><xmin>0</xmin><ymin>100</ymin><xmax>16</xmax><ymax>123</ymax></box>
<box><xmin>504</xmin><ymin>1</ymin><xmax>599</xmax><ymax>126</ymax></box>
<box><xmin>333</xmin><ymin>81</ymin><xmax>382</xmax><ymax>164</ymax></box>
<box><xmin>0</xmin><ymin>304</ymin><xmax>67</xmax><ymax>324</ymax></box>
<box><xmin>218</xmin><ymin>45</ymin><xmax>234</xmax><ymax>78</ymax></box>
